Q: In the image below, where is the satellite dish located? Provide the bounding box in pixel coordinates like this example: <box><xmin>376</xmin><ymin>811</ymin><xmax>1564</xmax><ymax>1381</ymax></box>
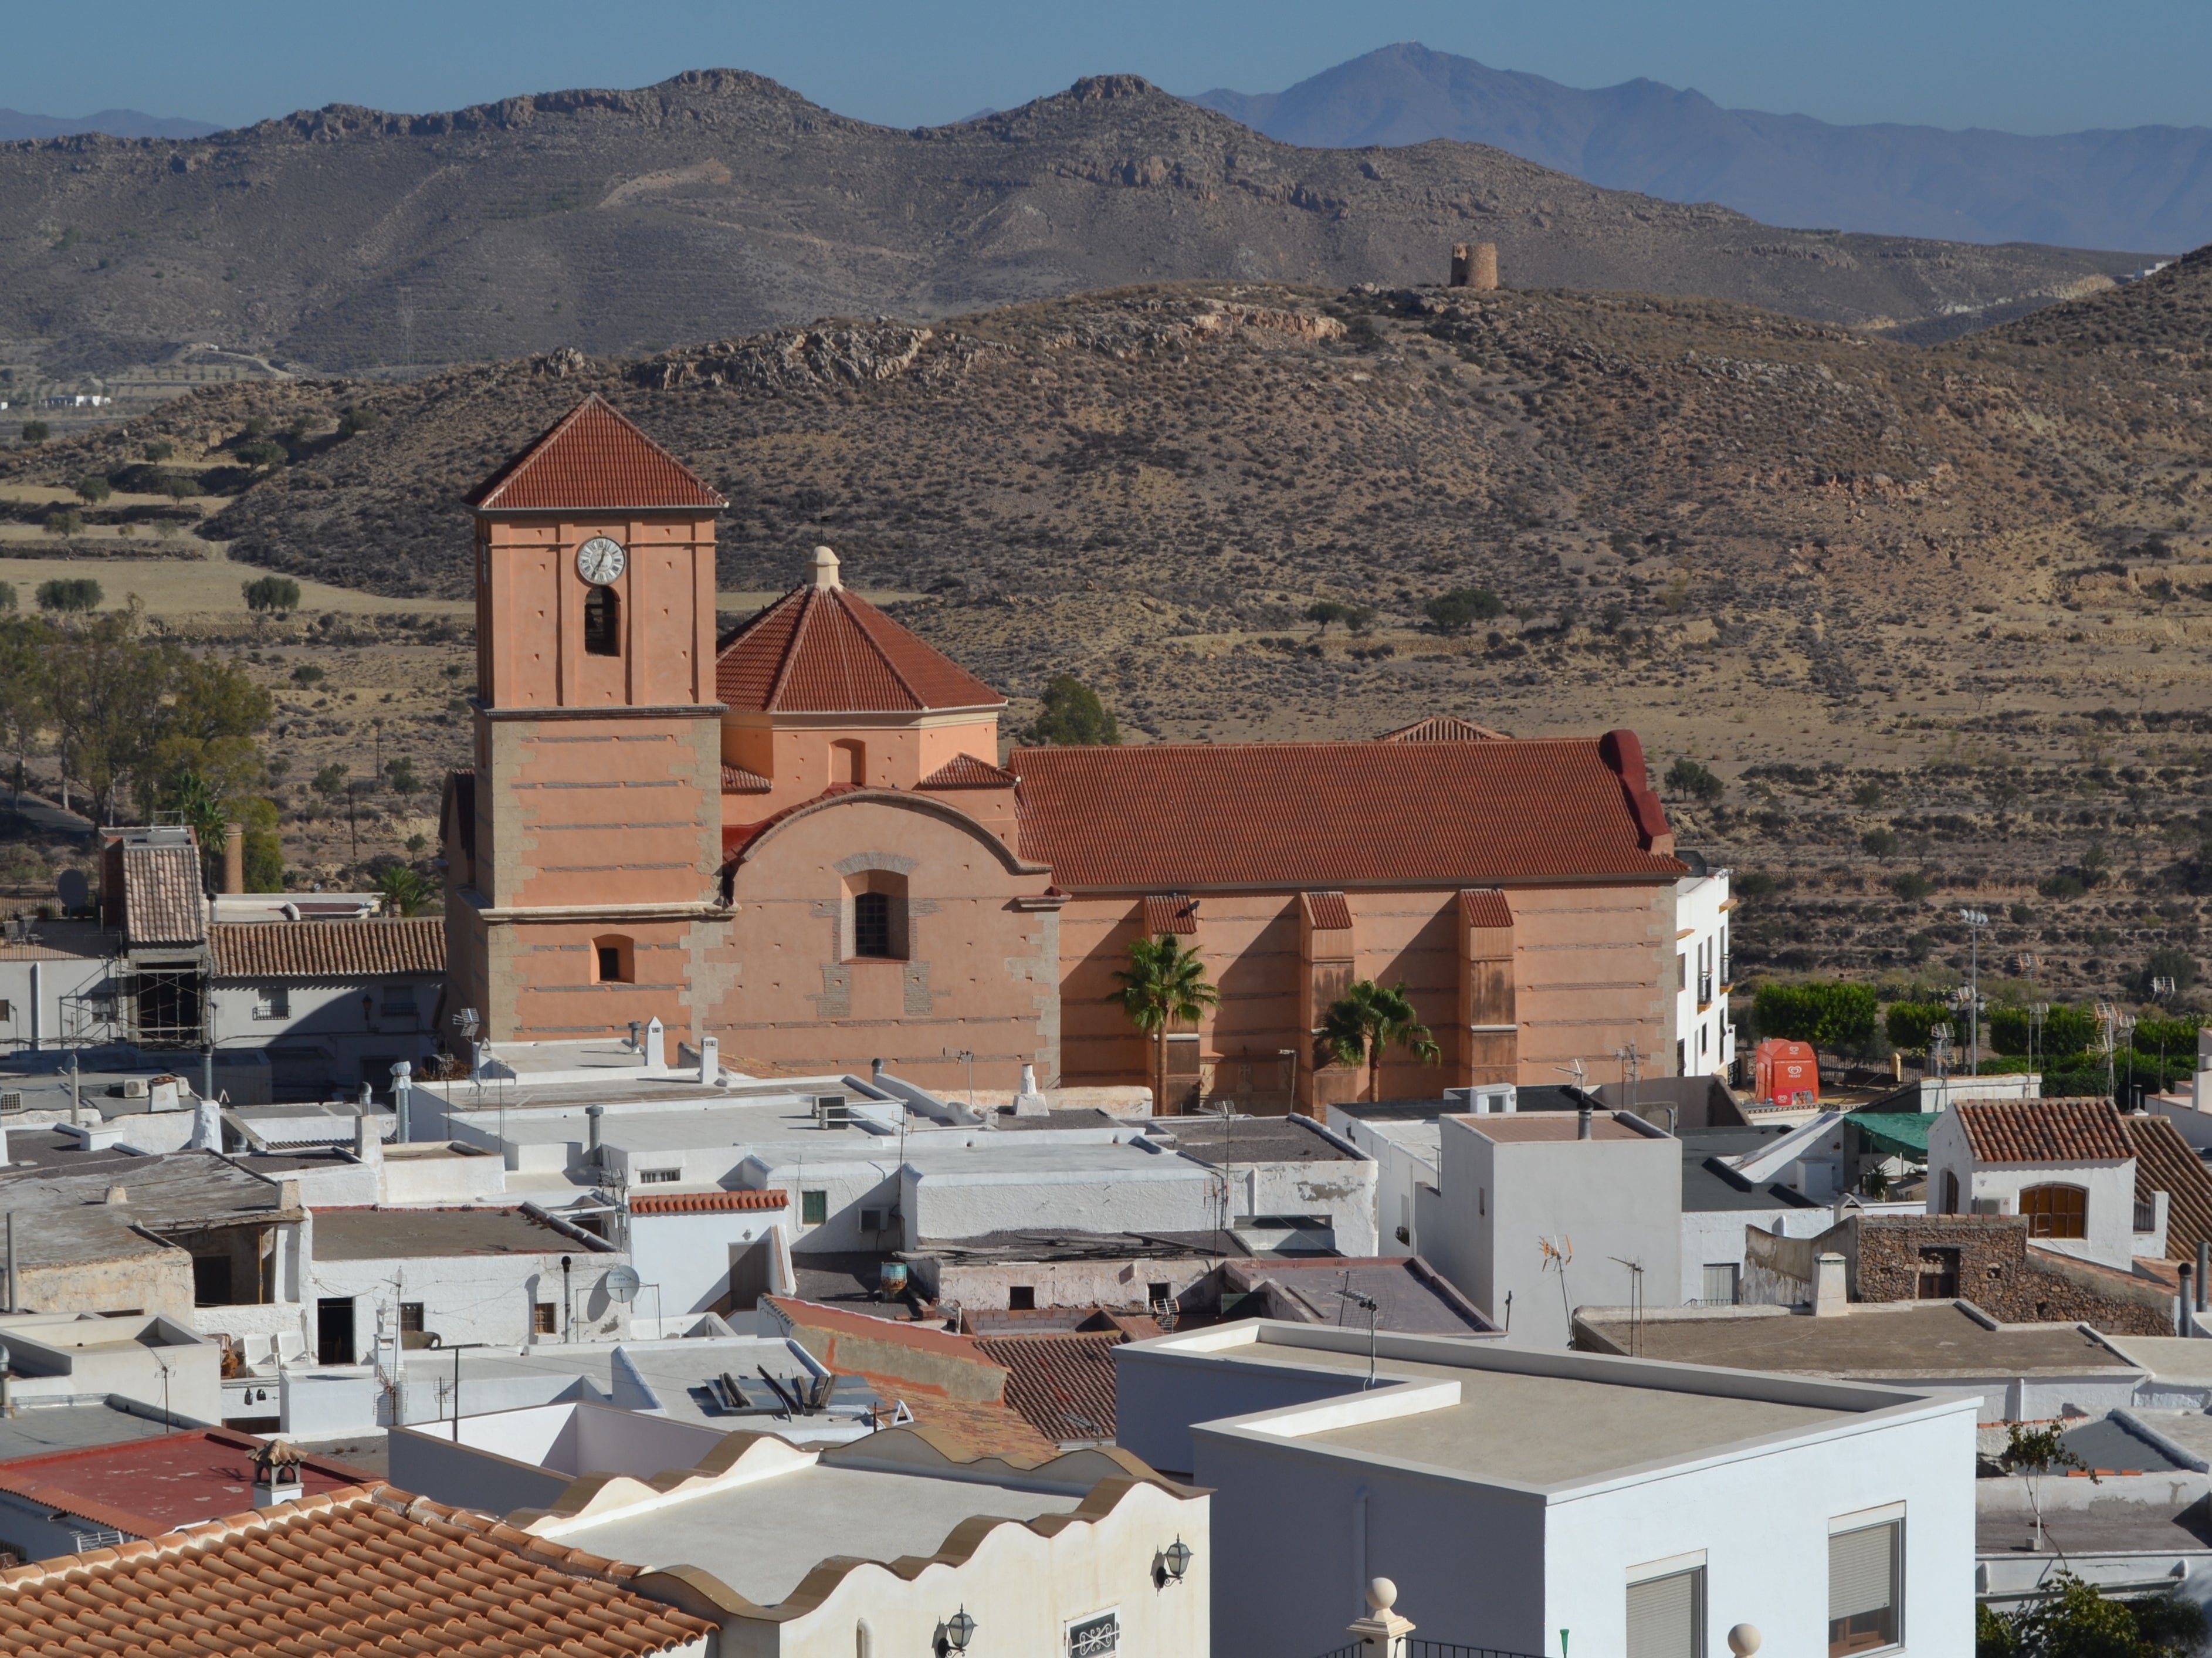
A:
<box><xmin>604</xmin><ymin>1264</ymin><xmax>642</xmax><ymax>1305</ymax></box>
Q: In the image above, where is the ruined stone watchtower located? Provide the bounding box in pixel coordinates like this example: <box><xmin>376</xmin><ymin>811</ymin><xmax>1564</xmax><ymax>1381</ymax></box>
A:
<box><xmin>1450</xmin><ymin>242</ymin><xmax>1500</xmax><ymax>291</ymax></box>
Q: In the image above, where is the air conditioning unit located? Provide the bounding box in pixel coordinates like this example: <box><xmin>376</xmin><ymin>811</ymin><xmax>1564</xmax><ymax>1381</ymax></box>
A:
<box><xmin>121</xmin><ymin>1078</ymin><xmax>150</xmax><ymax>1100</ymax></box>
<box><xmin>814</xmin><ymin>1094</ymin><xmax>853</xmax><ymax>1128</ymax></box>
<box><xmin>0</xmin><ymin>1092</ymin><xmax>21</xmax><ymax>1114</ymax></box>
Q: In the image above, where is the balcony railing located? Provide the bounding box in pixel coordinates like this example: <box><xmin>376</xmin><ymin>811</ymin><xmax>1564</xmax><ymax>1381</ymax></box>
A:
<box><xmin>1697</xmin><ymin>971</ymin><xmax>1715</xmax><ymax>1007</ymax></box>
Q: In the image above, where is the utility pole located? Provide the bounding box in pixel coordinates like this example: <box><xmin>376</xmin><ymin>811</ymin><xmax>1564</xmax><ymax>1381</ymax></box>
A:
<box><xmin>1959</xmin><ymin>909</ymin><xmax>1989</xmax><ymax>1073</ymax></box>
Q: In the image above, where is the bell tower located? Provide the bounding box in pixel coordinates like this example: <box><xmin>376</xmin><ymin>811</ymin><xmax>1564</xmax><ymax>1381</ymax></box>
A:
<box><xmin>443</xmin><ymin>395</ymin><xmax>730</xmax><ymax>1053</ymax></box>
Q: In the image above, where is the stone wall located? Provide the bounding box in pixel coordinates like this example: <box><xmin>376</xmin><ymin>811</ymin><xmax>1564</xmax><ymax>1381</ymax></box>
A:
<box><xmin>1845</xmin><ymin>1214</ymin><xmax>2172</xmax><ymax>1336</ymax></box>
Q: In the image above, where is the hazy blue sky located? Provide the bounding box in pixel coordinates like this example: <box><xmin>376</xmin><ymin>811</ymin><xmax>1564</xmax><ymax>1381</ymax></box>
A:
<box><xmin>6</xmin><ymin>0</ymin><xmax>2209</xmax><ymax>137</ymax></box>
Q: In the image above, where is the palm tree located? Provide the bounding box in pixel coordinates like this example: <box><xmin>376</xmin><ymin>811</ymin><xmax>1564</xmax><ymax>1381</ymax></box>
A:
<box><xmin>1110</xmin><ymin>933</ymin><xmax>1220</xmax><ymax>1116</ymax></box>
<box><xmin>375</xmin><ymin>865</ymin><xmax>437</xmax><ymax>917</ymax></box>
<box><xmin>1322</xmin><ymin>979</ymin><xmax>1441</xmax><ymax>1102</ymax></box>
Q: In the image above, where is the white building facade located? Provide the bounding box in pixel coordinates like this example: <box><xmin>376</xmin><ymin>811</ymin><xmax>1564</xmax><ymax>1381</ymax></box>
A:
<box><xmin>1675</xmin><ymin>867</ymin><xmax>1735</xmax><ymax>1079</ymax></box>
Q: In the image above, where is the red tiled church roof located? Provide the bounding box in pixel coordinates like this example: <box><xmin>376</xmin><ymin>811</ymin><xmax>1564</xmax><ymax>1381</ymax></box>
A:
<box><xmin>919</xmin><ymin>753</ymin><xmax>1018</xmax><ymax>789</ymax></box>
<box><xmin>1957</xmin><ymin>1098</ymin><xmax>2133</xmax><ymax>1163</ymax></box>
<box><xmin>1376</xmin><ymin>715</ymin><xmax>1510</xmax><ymax>742</ymax></box>
<box><xmin>468</xmin><ymin>394</ymin><xmax>727</xmax><ymax>512</ymax></box>
<box><xmin>716</xmin><ymin>563</ymin><xmax>1004</xmax><ymax>714</ymax></box>
<box><xmin>1008</xmin><ymin>732</ymin><xmax>1681</xmax><ymax>891</ymax></box>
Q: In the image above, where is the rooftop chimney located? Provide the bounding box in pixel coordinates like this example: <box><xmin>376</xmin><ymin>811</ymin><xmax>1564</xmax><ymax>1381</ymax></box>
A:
<box><xmin>586</xmin><ymin>1104</ymin><xmax>604</xmax><ymax>1165</ymax></box>
<box><xmin>1576</xmin><ymin>1104</ymin><xmax>1593</xmax><ymax>1140</ymax></box>
<box><xmin>812</xmin><ymin>545</ymin><xmax>841</xmax><ymax>590</ymax></box>
<box><xmin>222</xmin><ymin>823</ymin><xmax>245</xmax><ymax>895</ymax></box>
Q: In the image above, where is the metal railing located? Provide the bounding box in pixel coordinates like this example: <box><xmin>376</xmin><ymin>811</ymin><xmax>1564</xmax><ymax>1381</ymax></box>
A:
<box><xmin>1697</xmin><ymin>971</ymin><xmax>1715</xmax><ymax>1007</ymax></box>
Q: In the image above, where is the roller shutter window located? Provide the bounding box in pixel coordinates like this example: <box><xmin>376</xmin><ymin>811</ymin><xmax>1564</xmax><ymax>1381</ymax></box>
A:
<box><xmin>1625</xmin><ymin>1566</ymin><xmax>1702</xmax><ymax>1658</ymax></box>
<box><xmin>1828</xmin><ymin>1521</ymin><xmax>1901</xmax><ymax>1655</ymax></box>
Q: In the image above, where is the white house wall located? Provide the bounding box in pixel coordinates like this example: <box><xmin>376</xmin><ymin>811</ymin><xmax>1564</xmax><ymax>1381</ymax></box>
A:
<box><xmin>303</xmin><ymin>1248</ymin><xmax>631</xmax><ymax>1359</ymax></box>
<box><xmin>629</xmin><ymin>1210</ymin><xmax>790</xmax><ymax>1315</ymax></box>
<box><xmin>1680</xmin><ymin>1209</ymin><xmax>1832</xmax><ymax>1304</ymax></box>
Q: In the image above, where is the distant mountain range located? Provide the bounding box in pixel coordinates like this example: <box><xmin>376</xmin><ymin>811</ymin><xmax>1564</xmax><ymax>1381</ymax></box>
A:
<box><xmin>1194</xmin><ymin>43</ymin><xmax>2212</xmax><ymax>252</ymax></box>
<box><xmin>0</xmin><ymin>107</ymin><xmax>218</xmax><ymax>141</ymax></box>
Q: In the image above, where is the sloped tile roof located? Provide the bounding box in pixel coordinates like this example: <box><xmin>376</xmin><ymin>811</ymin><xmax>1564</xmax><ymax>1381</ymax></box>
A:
<box><xmin>919</xmin><ymin>753</ymin><xmax>1018</xmax><ymax>789</ymax></box>
<box><xmin>121</xmin><ymin>843</ymin><xmax>205</xmax><ymax>946</ymax></box>
<box><xmin>0</xmin><ymin>1483</ymin><xmax>713</xmax><ymax>1658</ymax></box>
<box><xmin>716</xmin><ymin>581</ymin><xmax>1004</xmax><ymax>714</ymax></box>
<box><xmin>1957</xmin><ymin>1098</ymin><xmax>2133</xmax><ymax>1163</ymax></box>
<box><xmin>1376</xmin><ymin>715</ymin><xmax>1510</xmax><ymax>742</ymax></box>
<box><xmin>1142</xmin><ymin>894</ymin><xmax>1199</xmax><ymax>935</ymax></box>
<box><xmin>209</xmin><ymin>919</ymin><xmax>445</xmax><ymax>979</ymax></box>
<box><xmin>1461</xmin><ymin>888</ymin><xmax>1514</xmax><ymax>929</ymax></box>
<box><xmin>1303</xmin><ymin>891</ymin><xmax>1353</xmax><ymax>931</ymax></box>
<box><xmin>629</xmin><ymin>1189</ymin><xmax>789</xmax><ymax>1215</ymax></box>
<box><xmin>2125</xmin><ymin>1113</ymin><xmax>2212</xmax><ymax>1261</ymax></box>
<box><xmin>721</xmin><ymin>762</ymin><xmax>773</xmax><ymax>794</ymax></box>
<box><xmin>971</xmin><ymin>1331</ymin><xmax>1124</xmax><ymax>1444</ymax></box>
<box><xmin>1008</xmin><ymin>735</ymin><xmax>1682</xmax><ymax>890</ymax></box>
<box><xmin>468</xmin><ymin>394</ymin><xmax>726</xmax><ymax>512</ymax></box>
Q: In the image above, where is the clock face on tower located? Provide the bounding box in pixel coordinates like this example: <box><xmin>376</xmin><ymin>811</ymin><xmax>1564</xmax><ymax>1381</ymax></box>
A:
<box><xmin>576</xmin><ymin>537</ymin><xmax>626</xmax><ymax>585</ymax></box>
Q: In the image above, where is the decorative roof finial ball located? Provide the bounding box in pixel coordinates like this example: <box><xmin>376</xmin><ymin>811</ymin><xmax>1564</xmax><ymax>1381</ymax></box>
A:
<box><xmin>1727</xmin><ymin>1625</ymin><xmax>1763</xmax><ymax>1656</ymax></box>
<box><xmin>1367</xmin><ymin>1579</ymin><xmax>1398</xmax><ymax>1614</ymax></box>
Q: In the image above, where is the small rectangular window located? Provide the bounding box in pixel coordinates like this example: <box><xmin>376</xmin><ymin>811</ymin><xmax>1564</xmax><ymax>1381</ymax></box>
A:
<box><xmin>801</xmin><ymin>1189</ymin><xmax>828</xmax><ymax>1226</ymax></box>
<box><xmin>533</xmin><ymin>1302</ymin><xmax>557</xmax><ymax>1335</ymax></box>
<box><xmin>1068</xmin><ymin>1611</ymin><xmax>1119</xmax><ymax>1658</ymax></box>
<box><xmin>853</xmin><ymin>890</ymin><xmax>893</xmax><ymax>958</ymax></box>
<box><xmin>254</xmin><ymin>986</ymin><xmax>290</xmax><ymax>1020</ymax></box>
<box><xmin>1828</xmin><ymin>1521</ymin><xmax>1900</xmax><ymax>1656</ymax></box>
<box><xmin>637</xmin><ymin>1168</ymin><xmax>680</xmax><ymax>1185</ymax></box>
<box><xmin>1627</xmin><ymin>1566</ymin><xmax>1703</xmax><ymax>1658</ymax></box>
<box><xmin>1008</xmin><ymin>1285</ymin><xmax>1036</xmax><ymax>1310</ymax></box>
<box><xmin>1147</xmin><ymin>1281</ymin><xmax>1171</xmax><ymax>1304</ymax></box>
<box><xmin>860</xmin><ymin>1207</ymin><xmax>886</xmax><ymax>1232</ymax></box>
<box><xmin>398</xmin><ymin>1302</ymin><xmax>424</xmax><ymax>1332</ymax></box>
<box><xmin>597</xmin><ymin>945</ymin><xmax>623</xmax><ymax>983</ymax></box>
<box><xmin>0</xmin><ymin>1000</ymin><xmax>12</xmax><ymax>1021</ymax></box>
<box><xmin>1702</xmin><ymin>1263</ymin><xmax>1740</xmax><ymax>1305</ymax></box>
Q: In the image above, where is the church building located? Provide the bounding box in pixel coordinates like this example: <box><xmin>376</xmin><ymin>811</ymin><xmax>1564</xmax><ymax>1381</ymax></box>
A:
<box><xmin>441</xmin><ymin>397</ymin><xmax>1690</xmax><ymax>1113</ymax></box>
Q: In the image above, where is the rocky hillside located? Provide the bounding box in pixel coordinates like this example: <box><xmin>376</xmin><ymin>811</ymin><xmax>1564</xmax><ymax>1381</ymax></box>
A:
<box><xmin>9</xmin><ymin>260</ymin><xmax>2212</xmax><ymax>1000</ymax></box>
<box><xmin>0</xmin><ymin>70</ymin><xmax>2149</xmax><ymax>379</ymax></box>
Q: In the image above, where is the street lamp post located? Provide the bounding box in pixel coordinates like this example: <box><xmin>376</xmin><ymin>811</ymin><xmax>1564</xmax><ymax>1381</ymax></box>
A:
<box><xmin>1960</xmin><ymin>910</ymin><xmax>1990</xmax><ymax>1073</ymax></box>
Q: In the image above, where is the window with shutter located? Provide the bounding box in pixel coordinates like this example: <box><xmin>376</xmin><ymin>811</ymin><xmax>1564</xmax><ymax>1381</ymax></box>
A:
<box><xmin>1702</xmin><ymin>1263</ymin><xmax>1740</xmax><ymax>1305</ymax></box>
<box><xmin>1626</xmin><ymin>1566</ymin><xmax>1702</xmax><ymax>1658</ymax></box>
<box><xmin>1828</xmin><ymin>1521</ymin><xmax>1900</xmax><ymax>1655</ymax></box>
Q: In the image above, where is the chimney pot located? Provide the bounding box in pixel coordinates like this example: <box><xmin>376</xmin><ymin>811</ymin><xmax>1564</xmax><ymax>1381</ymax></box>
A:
<box><xmin>104</xmin><ymin>1184</ymin><xmax>127</xmax><ymax>1205</ymax></box>
<box><xmin>1576</xmin><ymin>1104</ymin><xmax>1593</xmax><ymax>1140</ymax></box>
<box><xmin>812</xmin><ymin>546</ymin><xmax>841</xmax><ymax>590</ymax></box>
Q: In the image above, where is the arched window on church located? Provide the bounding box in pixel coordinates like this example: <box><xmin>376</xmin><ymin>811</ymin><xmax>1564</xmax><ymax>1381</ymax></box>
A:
<box><xmin>592</xmin><ymin>935</ymin><xmax>634</xmax><ymax>984</ymax></box>
<box><xmin>584</xmin><ymin>586</ymin><xmax>621</xmax><ymax>657</ymax></box>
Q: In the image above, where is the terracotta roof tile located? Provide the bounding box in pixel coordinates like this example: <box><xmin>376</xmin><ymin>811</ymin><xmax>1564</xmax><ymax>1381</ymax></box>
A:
<box><xmin>2124</xmin><ymin>1114</ymin><xmax>2212</xmax><ymax>1261</ymax></box>
<box><xmin>971</xmin><ymin>1332</ymin><xmax>1124</xmax><ymax>1444</ymax></box>
<box><xmin>720</xmin><ymin>763</ymin><xmax>772</xmax><ymax>794</ymax></box>
<box><xmin>918</xmin><ymin>753</ymin><xmax>1018</xmax><ymax>790</ymax></box>
<box><xmin>121</xmin><ymin>843</ymin><xmax>205</xmax><ymax>947</ymax></box>
<box><xmin>716</xmin><ymin>581</ymin><xmax>1003</xmax><ymax>714</ymax></box>
<box><xmin>468</xmin><ymin>395</ymin><xmax>726</xmax><ymax>513</ymax></box>
<box><xmin>1007</xmin><ymin>733</ymin><xmax>1682</xmax><ymax>890</ymax></box>
<box><xmin>1957</xmin><ymin>1098</ymin><xmax>2133</xmax><ymax>1163</ymax></box>
<box><xmin>1141</xmin><ymin>894</ymin><xmax>1198</xmax><ymax>936</ymax></box>
<box><xmin>1376</xmin><ymin>715</ymin><xmax>1510</xmax><ymax>742</ymax></box>
<box><xmin>209</xmin><ymin>919</ymin><xmax>445</xmax><ymax>979</ymax></box>
<box><xmin>1460</xmin><ymin>888</ymin><xmax>1514</xmax><ymax>929</ymax></box>
<box><xmin>1302</xmin><ymin>891</ymin><xmax>1353</xmax><ymax>931</ymax></box>
<box><xmin>0</xmin><ymin>1485</ymin><xmax>711</xmax><ymax>1658</ymax></box>
<box><xmin>627</xmin><ymin>1189</ymin><xmax>788</xmax><ymax>1215</ymax></box>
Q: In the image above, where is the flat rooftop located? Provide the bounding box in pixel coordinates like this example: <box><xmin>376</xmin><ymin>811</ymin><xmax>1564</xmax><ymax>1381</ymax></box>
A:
<box><xmin>0</xmin><ymin>1151</ymin><xmax>292</xmax><ymax>1266</ymax></box>
<box><xmin>547</xmin><ymin>1461</ymin><xmax>1080</xmax><ymax>1606</ymax></box>
<box><xmin>414</xmin><ymin>1336</ymin><xmax>832</xmax><ymax>1430</ymax></box>
<box><xmin>0</xmin><ymin>1403</ymin><xmax>187</xmax><ymax>1464</ymax></box>
<box><xmin>1172</xmin><ymin>1117</ymin><xmax>1357</xmax><ymax>1166</ymax></box>
<box><xmin>309</xmin><ymin>1206</ymin><xmax>583</xmax><ymax>1260</ymax></box>
<box><xmin>1132</xmin><ymin>1321</ymin><xmax>1968</xmax><ymax>1491</ymax></box>
<box><xmin>1679</xmin><ymin>1128</ymin><xmax>1824</xmax><ymax>1212</ymax></box>
<box><xmin>1454</xmin><ymin>1112</ymin><xmax>1651</xmax><ymax>1143</ymax></box>
<box><xmin>1577</xmin><ymin>1303</ymin><xmax>2140</xmax><ymax>1378</ymax></box>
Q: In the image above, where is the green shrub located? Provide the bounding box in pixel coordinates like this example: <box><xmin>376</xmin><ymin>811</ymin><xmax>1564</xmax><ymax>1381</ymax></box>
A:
<box><xmin>1988</xmin><ymin>1002</ymin><xmax>2099</xmax><ymax>1058</ymax></box>
<box><xmin>1665</xmin><ymin>758</ymin><xmax>1723</xmax><ymax>803</ymax></box>
<box><xmin>19</xmin><ymin>421</ymin><xmax>48</xmax><ymax>446</ymax></box>
<box><xmin>1884</xmin><ymin>1001</ymin><xmax>1948</xmax><ymax>1051</ymax></box>
<box><xmin>1889</xmin><ymin>869</ymin><xmax>1935</xmax><ymax>901</ymax></box>
<box><xmin>290</xmin><ymin>664</ymin><xmax>325</xmax><ymax>688</ymax></box>
<box><xmin>74</xmin><ymin>474</ymin><xmax>111</xmax><ymax>505</ymax></box>
<box><xmin>1028</xmin><ymin>675</ymin><xmax>1119</xmax><ymax>746</ymax></box>
<box><xmin>1860</xmin><ymin>826</ymin><xmax>1898</xmax><ymax>860</ymax></box>
<box><xmin>142</xmin><ymin>438</ymin><xmax>175</xmax><ymax>462</ymax></box>
<box><xmin>1423</xmin><ymin>588</ymin><xmax>1505</xmax><ymax>633</ymax></box>
<box><xmin>40</xmin><ymin>507</ymin><xmax>81</xmax><ymax>537</ymax></box>
<box><xmin>35</xmin><ymin>578</ymin><xmax>101</xmax><ymax>613</ymax></box>
<box><xmin>242</xmin><ymin>575</ymin><xmax>301</xmax><ymax>614</ymax></box>
<box><xmin>1753</xmin><ymin>980</ymin><xmax>1878</xmax><ymax>1050</ymax></box>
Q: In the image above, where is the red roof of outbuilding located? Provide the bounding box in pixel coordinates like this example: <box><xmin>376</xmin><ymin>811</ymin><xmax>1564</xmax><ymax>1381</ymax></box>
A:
<box><xmin>919</xmin><ymin>753</ymin><xmax>1018</xmax><ymax>789</ymax></box>
<box><xmin>971</xmin><ymin>1332</ymin><xmax>1124</xmax><ymax>1444</ymax></box>
<box><xmin>716</xmin><ymin>580</ymin><xmax>1003</xmax><ymax>714</ymax></box>
<box><xmin>0</xmin><ymin>1428</ymin><xmax>365</xmax><ymax>1539</ymax></box>
<box><xmin>1007</xmin><ymin>735</ymin><xmax>1682</xmax><ymax>891</ymax></box>
<box><xmin>1957</xmin><ymin>1098</ymin><xmax>2133</xmax><ymax>1163</ymax></box>
<box><xmin>469</xmin><ymin>394</ymin><xmax>727</xmax><ymax>512</ymax></box>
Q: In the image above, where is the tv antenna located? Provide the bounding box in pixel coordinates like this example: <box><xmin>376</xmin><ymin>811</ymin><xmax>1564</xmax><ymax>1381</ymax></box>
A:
<box><xmin>1540</xmin><ymin>1234</ymin><xmax>1574</xmax><ymax>1332</ymax></box>
<box><xmin>1337</xmin><ymin>1277</ymin><xmax>1382</xmax><ymax>1389</ymax></box>
<box><xmin>1608</xmin><ymin>1256</ymin><xmax>1645</xmax><ymax>1356</ymax></box>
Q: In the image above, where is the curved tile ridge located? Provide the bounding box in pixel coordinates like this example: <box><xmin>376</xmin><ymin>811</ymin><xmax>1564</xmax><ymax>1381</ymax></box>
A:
<box><xmin>634</xmin><ymin>1471</ymin><xmax>1201</xmax><ymax>1627</ymax></box>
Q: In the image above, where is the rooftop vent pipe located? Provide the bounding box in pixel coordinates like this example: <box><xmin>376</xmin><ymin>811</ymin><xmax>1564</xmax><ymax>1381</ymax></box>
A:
<box><xmin>585</xmin><ymin>1104</ymin><xmax>604</xmax><ymax>1166</ymax></box>
<box><xmin>1576</xmin><ymin>1104</ymin><xmax>1593</xmax><ymax>1141</ymax></box>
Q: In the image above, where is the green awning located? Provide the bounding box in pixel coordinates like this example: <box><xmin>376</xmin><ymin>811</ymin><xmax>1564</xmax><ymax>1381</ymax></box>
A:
<box><xmin>1849</xmin><ymin>1112</ymin><xmax>1933</xmax><ymax>1159</ymax></box>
